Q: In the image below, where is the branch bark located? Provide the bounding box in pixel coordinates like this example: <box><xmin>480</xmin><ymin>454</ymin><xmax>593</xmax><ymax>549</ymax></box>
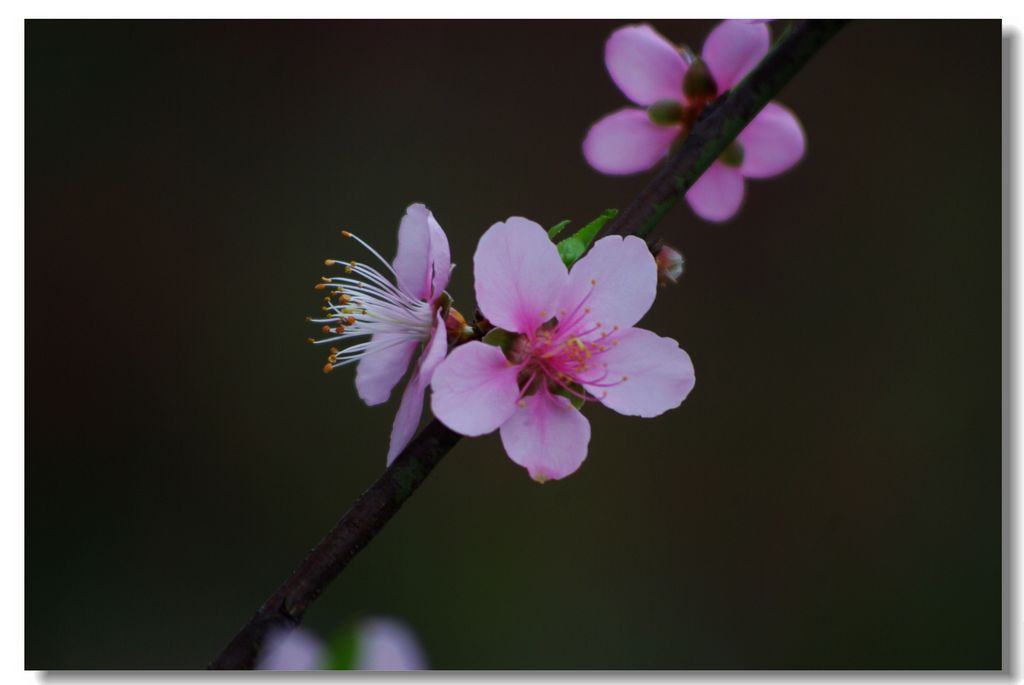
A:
<box><xmin>208</xmin><ymin>19</ymin><xmax>848</xmax><ymax>670</ymax></box>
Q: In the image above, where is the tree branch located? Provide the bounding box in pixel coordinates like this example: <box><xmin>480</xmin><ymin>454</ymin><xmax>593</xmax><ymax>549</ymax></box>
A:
<box><xmin>208</xmin><ymin>19</ymin><xmax>848</xmax><ymax>670</ymax></box>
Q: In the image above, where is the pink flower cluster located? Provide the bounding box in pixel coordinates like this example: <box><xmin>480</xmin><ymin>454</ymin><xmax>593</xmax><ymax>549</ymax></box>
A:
<box><xmin>583</xmin><ymin>21</ymin><xmax>806</xmax><ymax>222</ymax></box>
<box><xmin>310</xmin><ymin>20</ymin><xmax>811</xmax><ymax>480</ymax></box>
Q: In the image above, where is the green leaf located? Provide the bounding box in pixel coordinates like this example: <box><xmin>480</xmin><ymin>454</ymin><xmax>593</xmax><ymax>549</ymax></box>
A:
<box><xmin>548</xmin><ymin>219</ymin><xmax>572</xmax><ymax>240</ymax></box>
<box><xmin>556</xmin><ymin>209</ymin><xmax>618</xmax><ymax>267</ymax></box>
<box><xmin>324</xmin><ymin>624</ymin><xmax>359</xmax><ymax>670</ymax></box>
<box><xmin>554</xmin><ymin>382</ymin><xmax>586</xmax><ymax>410</ymax></box>
<box><xmin>482</xmin><ymin>328</ymin><xmax>518</xmax><ymax>355</ymax></box>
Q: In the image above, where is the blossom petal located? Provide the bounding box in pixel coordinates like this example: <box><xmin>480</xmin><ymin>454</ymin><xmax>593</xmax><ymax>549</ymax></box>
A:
<box><xmin>473</xmin><ymin>217</ymin><xmax>566</xmax><ymax>334</ymax></box>
<box><xmin>583</xmin><ymin>108</ymin><xmax>679</xmax><ymax>176</ymax></box>
<box><xmin>386</xmin><ymin>313</ymin><xmax>447</xmax><ymax>465</ymax></box>
<box><xmin>702</xmin><ymin>19</ymin><xmax>770</xmax><ymax>92</ymax></box>
<box><xmin>393</xmin><ymin>203</ymin><xmax>452</xmax><ymax>301</ymax></box>
<box><xmin>430</xmin><ymin>341</ymin><xmax>520</xmax><ymax>437</ymax></box>
<box><xmin>355</xmin><ymin>618</ymin><xmax>428</xmax><ymax>671</ymax></box>
<box><xmin>499</xmin><ymin>390</ymin><xmax>591</xmax><ymax>482</ymax></box>
<box><xmin>586</xmin><ymin>327</ymin><xmax>695</xmax><ymax>418</ymax></box>
<box><xmin>557</xmin><ymin>235</ymin><xmax>657</xmax><ymax>331</ymax></box>
<box><xmin>256</xmin><ymin>627</ymin><xmax>326</xmax><ymax>671</ymax></box>
<box><xmin>355</xmin><ymin>335</ymin><xmax>419</xmax><ymax>406</ymax></box>
<box><xmin>685</xmin><ymin>161</ymin><xmax>745</xmax><ymax>222</ymax></box>
<box><xmin>605</xmin><ymin>24</ymin><xmax>688</xmax><ymax>106</ymax></box>
<box><xmin>737</xmin><ymin>101</ymin><xmax>806</xmax><ymax>178</ymax></box>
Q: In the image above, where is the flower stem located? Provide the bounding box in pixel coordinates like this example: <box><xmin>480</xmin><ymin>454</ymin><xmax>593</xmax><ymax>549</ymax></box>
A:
<box><xmin>208</xmin><ymin>18</ymin><xmax>849</xmax><ymax>670</ymax></box>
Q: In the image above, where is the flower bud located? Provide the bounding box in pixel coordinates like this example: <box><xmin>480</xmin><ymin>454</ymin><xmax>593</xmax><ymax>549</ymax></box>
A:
<box><xmin>718</xmin><ymin>140</ymin><xmax>745</xmax><ymax>168</ymax></box>
<box><xmin>682</xmin><ymin>58</ymin><xmax>717</xmax><ymax>106</ymax></box>
<box><xmin>647</xmin><ymin>99</ymin><xmax>684</xmax><ymax>126</ymax></box>
<box><xmin>445</xmin><ymin>306</ymin><xmax>474</xmax><ymax>344</ymax></box>
<box><xmin>655</xmin><ymin>244</ymin><xmax>685</xmax><ymax>286</ymax></box>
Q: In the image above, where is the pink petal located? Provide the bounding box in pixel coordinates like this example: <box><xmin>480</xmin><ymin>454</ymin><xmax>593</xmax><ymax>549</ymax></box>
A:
<box><xmin>685</xmin><ymin>161</ymin><xmax>745</xmax><ymax>222</ymax></box>
<box><xmin>557</xmin><ymin>235</ymin><xmax>657</xmax><ymax>331</ymax></box>
<box><xmin>583</xmin><ymin>108</ymin><xmax>680</xmax><ymax>176</ymax></box>
<box><xmin>499</xmin><ymin>389</ymin><xmax>591</xmax><ymax>482</ymax></box>
<box><xmin>430</xmin><ymin>341</ymin><xmax>521</xmax><ymax>437</ymax></box>
<box><xmin>737</xmin><ymin>101</ymin><xmax>806</xmax><ymax>178</ymax></box>
<box><xmin>702</xmin><ymin>19</ymin><xmax>770</xmax><ymax>92</ymax></box>
<box><xmin>386</xmin><ymin>313</ymin><xmax>448</xmax><ymax>465</ymax></box>
<box><xmin>355</xmin><ymin>618</ymin><xmax>428</xmax><ymax>671</ymax></box>
<box><xmin>355</xmin><ymin>335</ymin><xmax>419</xmax><ymax>406</ymax></box>
<box><xmin>473</xmin><ymin>217</ymin><xmax>566</xmax><ymax>334</ymax></box>
<box><xmin>586</xmin><ymin>327</ymin><xmax>695</xmax><ymax>418</ymax></box>
<box><xmin>393</xmin><ymin>203</ymin><xmax>452</xmax><ymax>302</ymax></box>
<box><xmin>256</xmin><ymin>627</ymin><xmax>326</xmax><ymax>671</ymax></box>
<box><xmin>605</xmin><ymin>24</ymin><xmax>688</xmax><ymax>106</ymax></box>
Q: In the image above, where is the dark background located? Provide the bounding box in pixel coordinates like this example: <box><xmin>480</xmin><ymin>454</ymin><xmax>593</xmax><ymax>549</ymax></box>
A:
<box><xmin>25</xmin><ymin>20</ymin><xmax>1002</xmax><ymax>669</ymax></box>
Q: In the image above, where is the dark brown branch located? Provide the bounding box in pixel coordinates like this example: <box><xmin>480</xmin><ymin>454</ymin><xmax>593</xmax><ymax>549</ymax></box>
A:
<box><xmin>208</xmin><ymin>419</ymin><xmax>460</xmax><ymax>669</ymax></box>
<box><xmin>208</xmin><ymin>19</ymin><xmax>848</xmax><ymax>670</ymax></box>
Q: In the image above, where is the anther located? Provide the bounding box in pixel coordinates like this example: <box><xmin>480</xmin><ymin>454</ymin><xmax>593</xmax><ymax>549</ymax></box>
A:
<box><xmin>314</xmin><ymin>283</ymin><xmax>326</xmax><ymax>290</ymax></box>
<box><xmin>590</xmin><ymin>278</ymin><xmax>597</xmax><ymax>285</ymax></box>
<box><xmin>322</xmin><ymin>363</ymin><xmax>334</xmax><ymax>374</ymax></box>
<box><xmin>518</xmin><ymin>400</ymin><xmax>526</xmax><ymax>408</ymax></box>
<box><xmin>321</xmin><ymin>325</ymin><xmax>331</xmax><ymax>333</ymax></box>
<box><xmin>324</xmin><ymin>259</ymin><xmax>335</xmax><ymax>266</ymax></box>
<box><xmin>334</xmin><ymin>326</ymin><xmax>346</xmax><ymax>334</ymax></box>
<box><xmin>341</xmin><ymin>230</ymin><xmax>352</xmax><ymax>238</ymax></box>
<box><xmin>346</xmin><ymin>316</ymin><xmax>356</xmax><ymax>326</ymax></box>
<box><xmin>307</xmin><ymin>337</ymin><xmax>316</xmax><ymax>344</ymax></box>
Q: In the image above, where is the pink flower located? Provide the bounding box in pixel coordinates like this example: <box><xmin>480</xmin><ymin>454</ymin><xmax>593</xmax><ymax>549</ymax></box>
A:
<box><xmin>582</xmin><ymin>21</ymin><xmax>806</xmax><ymax>222</ymax></box>
<box><xmin>256</xmin><ymin>626</ymin><xmax>326</xmax><ymax>671</ymax></box>
<box><xmin>309</xmin><ymin>203</ymin><xmax>453</xmax><ymax>464</ymax></box>
<box><xmin>256</xmin><ymin>618</ymin><xmax>427</xmax><ymax>671</ymax></box>
<box><xmin>429</xmin><ymin>218</ymin><xmax>695</xmax><ymax>482</ymax></box>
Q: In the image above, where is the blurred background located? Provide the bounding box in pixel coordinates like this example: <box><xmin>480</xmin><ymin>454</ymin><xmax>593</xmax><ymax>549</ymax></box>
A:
<box><xmin>25</xmin><ymin>20</ymin><xmax>1001</xmax><ymax>669</ymax></box>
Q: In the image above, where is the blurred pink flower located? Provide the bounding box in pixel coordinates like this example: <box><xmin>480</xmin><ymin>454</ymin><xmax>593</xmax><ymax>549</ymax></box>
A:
<box><xmin>257</xmin><ymin>618</ymin><xmax>427</xmax><ymax>671</ymax></box>
<box><xmin>582</xmin><ymin>21</ymin><xmax>806</xmax><ymax>222</ymax></box>
<box><xmin>310</xmin><ymin>203</ymin><xmax>453</xmax><ymax>464</ymax></box>
<box><xmin>430</xmin><ymin>218</ymin><xmax>695</xmax><ymax>482</ymax></box>
<box><xmin>355</xmin><ymin>617</ymin><xmax>428</xmax><ymax>670</ymax></box>
<box><xmin>256</xmin><ymin>626</ymin><xmax>325</xmax><ymax>671</ymax></box>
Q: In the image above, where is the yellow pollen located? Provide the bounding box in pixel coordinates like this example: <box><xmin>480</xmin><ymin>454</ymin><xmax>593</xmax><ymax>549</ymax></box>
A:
<box><xmin>306</xmin><ymin>337</ymin><xmax>315</xmax><ymax>344</ymax></box>
<box><xmin>324</xmin><ymin>259</ymin><xmax>335</xmax><ymax>266</ymax></box>
<box><xmin>341</xmin><ymin>230</ymin><xmax>352</xmax><ymax>238</ymax></box>
<box><xmin>346</xmin><ymin>316</ymin><xmax>356</xmax><ymax>325</ymax></box>
<box><xmin>518</xmin><ymin>399</ymin><xmax>526</xmax><ymax>408</ymax></box>
<box><xmin>323</xmin><ymin>363</ymin><xmax>334</xmax><ymax>374</ymax></box>
<box><xmin>314</xmin><ymin>283</ymin><xmax>326</xmax><ymax>290</ymax></box>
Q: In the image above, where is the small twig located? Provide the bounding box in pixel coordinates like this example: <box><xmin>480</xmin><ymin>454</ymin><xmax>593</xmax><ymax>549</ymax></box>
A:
<box><xmin>208</xmin><ymin>19</ymin><xmax>848</xmax><ymax>669</ymax></box>
<box><xmin>208</xmin><ymin>419</ymin><xmax>460</xmax><ymax>669</ymax></box>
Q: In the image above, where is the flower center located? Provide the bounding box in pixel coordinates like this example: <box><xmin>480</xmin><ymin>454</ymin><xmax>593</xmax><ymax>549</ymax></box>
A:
<box><xmin>511</xmin><ymin>280</ymin><xmax>629</xmax><ymax>405</ymax></box>
<box><xmin>308</xmin><ymin>231</ymin><xmax>437</xmax><ymax>373</ymax></box>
